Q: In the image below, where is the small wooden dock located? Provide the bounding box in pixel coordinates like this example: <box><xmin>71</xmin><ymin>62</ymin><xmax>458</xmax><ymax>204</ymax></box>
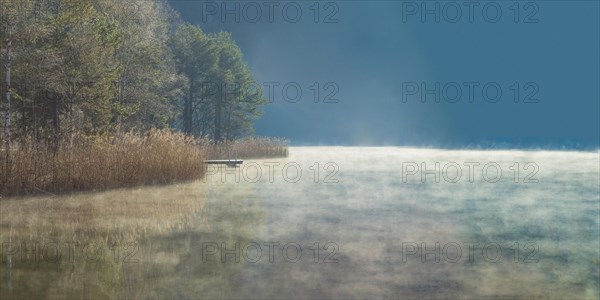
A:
<box><xmin>204</xmin><ymin>160</ymin><xmax>243</xmax><ymax>167</ymax></box>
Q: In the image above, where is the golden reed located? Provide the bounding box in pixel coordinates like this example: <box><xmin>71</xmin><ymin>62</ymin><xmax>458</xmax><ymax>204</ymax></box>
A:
<box><xmin>0</xmin><ymin>130</ymin><xmax>288</xmax><ymax>197</ymax></box>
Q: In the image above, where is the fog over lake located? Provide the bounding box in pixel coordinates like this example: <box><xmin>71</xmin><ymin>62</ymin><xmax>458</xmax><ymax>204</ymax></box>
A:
<box><xmin>1</xmin><ymin>1</ymin><xmax>598</xmax><ymax>299</ymax></box>
<box><xmin>2</xmin><ymin>147</ymin><xmax>598</xmax><ymax>299</ymax></box>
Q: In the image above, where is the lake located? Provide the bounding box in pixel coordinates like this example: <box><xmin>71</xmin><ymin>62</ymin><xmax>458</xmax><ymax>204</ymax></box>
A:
<box><xmin>1</xmin><ymin>147</ymin><xmax>599</xmax><ymax>299</ymax></box>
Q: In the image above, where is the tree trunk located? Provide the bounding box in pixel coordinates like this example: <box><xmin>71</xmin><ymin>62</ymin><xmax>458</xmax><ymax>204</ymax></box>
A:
<box><xmin>4</xmin><ymin>35</ymin><xmax>11</xmax><ymax>178</ymax></box>
<box><xmin>184</xmin><ymin>78</ymin><xmax>194</xmax><ymax>135</ymax></box>
<box><xmin>68</xmin><ymin>81</ymin><xmax>74</xmax><ymax>146</ymax></box>
<box><xmin>51</xmin><ymin>93</ymin><xmax>60</xmax><ymax>150</ymax></box>
<box><xmin>214</xmin><ymin>98</ymin><xmax>221</xmax><ymax>141</ymax></box>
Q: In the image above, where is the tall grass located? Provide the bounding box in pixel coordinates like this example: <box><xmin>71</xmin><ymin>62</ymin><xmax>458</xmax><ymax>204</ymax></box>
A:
<box><xmin>202</xmin><ymin>137</ymin><xmax>289</xmax><ymax>160</ymax></box>
<box><xmin>0</xmin><ymin>131</ymin><xmax>289</xmax><ymax>197</ymax></box>
<box><xmin>0</xmin><ymin>129</ymin><xmax>206</xmax><ymax>197</ymax></box>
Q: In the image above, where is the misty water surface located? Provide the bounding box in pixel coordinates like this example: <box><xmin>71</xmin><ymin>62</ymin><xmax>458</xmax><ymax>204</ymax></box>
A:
<box><xmin>1</xmin><ymin>147</ymin><xmax>599</xmax><ymax>299</ymax></box>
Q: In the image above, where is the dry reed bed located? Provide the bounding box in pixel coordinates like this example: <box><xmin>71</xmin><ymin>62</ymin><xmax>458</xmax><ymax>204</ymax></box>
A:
<box><xmin>202</xmin><ymin>137</ymin><xmax>289</xmax><ymax>160</ymax></box>
<box><xmin>0</xmin><ymin>129</ymin><xmax>206</xmax><ymax>197</ymax></box>
<box><xmin>0</xmin><ymin>131</ymin><xmax>288</xmax><ymax>197</ymax></box>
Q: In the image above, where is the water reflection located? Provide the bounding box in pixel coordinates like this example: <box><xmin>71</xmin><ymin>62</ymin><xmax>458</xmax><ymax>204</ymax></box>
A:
<box><xmin>0</xmin><ymin>179</ymin><xmax>266</xmax><ymax>299</ymax></box>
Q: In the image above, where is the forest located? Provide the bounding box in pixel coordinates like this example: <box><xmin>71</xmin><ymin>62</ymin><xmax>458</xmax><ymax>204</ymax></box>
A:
<box><xmin>0</xmin><ymin>0</ymin><xmax>287</xmax><ymax>196</ymax></box>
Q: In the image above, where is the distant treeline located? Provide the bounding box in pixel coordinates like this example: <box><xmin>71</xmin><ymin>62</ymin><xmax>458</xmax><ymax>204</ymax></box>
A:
<box><xmin>0</xmin><ymin>0</ymin><xmax>268</xmax><ymax>144</ymax></box>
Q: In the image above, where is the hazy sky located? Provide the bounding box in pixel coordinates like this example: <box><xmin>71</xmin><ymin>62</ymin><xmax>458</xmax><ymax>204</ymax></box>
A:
<box><xmin>170</xmin><ymin>1</ymin><xmax>599</xmax><ymax>149</ymax></box>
